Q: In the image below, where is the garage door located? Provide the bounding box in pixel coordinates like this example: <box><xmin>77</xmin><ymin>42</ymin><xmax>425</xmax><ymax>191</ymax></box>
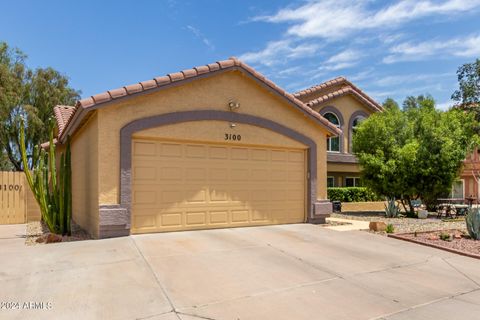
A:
<box><xmin>131</xmin><ymin>139</ymin><xmax>306</xmax><ymax>233</ymax></box>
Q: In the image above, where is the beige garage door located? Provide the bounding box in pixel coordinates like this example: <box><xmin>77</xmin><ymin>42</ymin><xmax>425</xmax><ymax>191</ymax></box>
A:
<box><xmin>131</xmin><ymin>139</ymin><xmax>306</xmax><ymax>233</ymax></box>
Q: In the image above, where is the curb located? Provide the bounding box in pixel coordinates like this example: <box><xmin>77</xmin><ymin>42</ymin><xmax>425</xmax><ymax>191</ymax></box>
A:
<box><xmin>388</xmin><ymin>232</ymin><xmax>480</xmax><ymax>260</ymax></box>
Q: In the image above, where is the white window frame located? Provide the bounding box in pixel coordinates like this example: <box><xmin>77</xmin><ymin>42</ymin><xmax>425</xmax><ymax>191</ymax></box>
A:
<box><xmin>324</xmin><ymin>112</ymin><xmax>341</xmax><ymax>153</ymax></box>
<box><xmin>451</xmin><ymin>179</ymin><xmax>465</xmax><ymax>199</ymax></box>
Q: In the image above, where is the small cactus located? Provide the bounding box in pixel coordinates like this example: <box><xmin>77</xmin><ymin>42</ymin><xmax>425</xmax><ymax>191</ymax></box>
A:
<box><xmin>385</xmin><ymin>197</ymin><xmax>401</xmax><ymax>218</ymax></box>
<box><xmin>466</xmin><ymin>207</ymin><xmax>480</xmax><ymax>240</ymax></box>
<box><xmin>19</xmin><ymin>120</ymin><xmax>72</xmax><ymax>236</ymax></box>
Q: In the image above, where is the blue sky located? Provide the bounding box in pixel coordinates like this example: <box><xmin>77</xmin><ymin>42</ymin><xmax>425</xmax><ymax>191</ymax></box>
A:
<box><xmin>1</xmin><ymin>0</ymin><xmax>479</xmax><ymax>109</ymax></box>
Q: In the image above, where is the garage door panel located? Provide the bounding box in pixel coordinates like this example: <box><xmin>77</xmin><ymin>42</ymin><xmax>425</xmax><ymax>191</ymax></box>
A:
<box><xmin>186</xmin><ymin>211</ymin><xmax>207</xmax><ymax>225</ymax></box>
<box><xmin>132</xmin><ymin>139</ymin><xmax>305</xmax><ymax>233</ymax></box>
<box><xmin>161</xmin><ymin>167</ymin><xmax>184</xmax><ymax>180</ymax></box>
<box><xmin>231</xmin><ymin>210</ymin><xmax>249</xmax><ymax>223</ymax></box>
<box><xmin>160</xmin><ymin>143</ymin><xmax>183</xmax><ymax>157</ymax></box>
<box><xmin>133</xmin><ymin>141</ymin><xmax>157</xmax><ymax>156</ymax></box>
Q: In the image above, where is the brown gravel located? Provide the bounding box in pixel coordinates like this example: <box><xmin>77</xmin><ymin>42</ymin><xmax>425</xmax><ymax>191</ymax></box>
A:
<box><xmin>395</xmin><ymin>230</ymin><xmax>480</xmax><ymax>258</ymax></box>
<box><xmin>331</xmin><ymin>212</ymin><xmax>467</xmax><ymax>234</ymax></box>
<box><xmin>25</xmin><ymin>220</ymin><xmax>91</xmax><ymax>245</ymax></box>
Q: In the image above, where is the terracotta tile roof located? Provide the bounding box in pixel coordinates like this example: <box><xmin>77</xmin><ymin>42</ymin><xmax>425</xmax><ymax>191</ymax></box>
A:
<box><xmin>53</xmin><ymin>105</ymin><xmax>76</xmax><ymax>136</ymax></box>
<box><xmin>57</xmin><ymin>57</ymin><xmax>341</xmax><ymax>141</ymax></box>
<box><xmin>294</xmin><ymin>77</ymin><xmax>383</xmax><ymax>112</ymax></box>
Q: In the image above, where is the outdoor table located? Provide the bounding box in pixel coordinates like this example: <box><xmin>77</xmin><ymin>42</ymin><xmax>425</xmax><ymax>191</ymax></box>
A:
<box><xmin>436</xmin><ymin>198</ymin><xmax>466</xmax><ymax>218</ymax></box>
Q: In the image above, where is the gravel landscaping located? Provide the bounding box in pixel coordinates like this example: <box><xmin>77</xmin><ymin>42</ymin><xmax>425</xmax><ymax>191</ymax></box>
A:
<box><xmin>25</xmin><ymin>220</ymin><xmax>91</xmax><ymax>245</ymax></box>
<box><xmin>391</xmin><ymin>230</ymin><xmax>480</xmax><ymax>259</ymax></box>
<box><xmin>331</xmin><ymin>212</ymin><xmax>467</xmax><ymax>234</ymax></box>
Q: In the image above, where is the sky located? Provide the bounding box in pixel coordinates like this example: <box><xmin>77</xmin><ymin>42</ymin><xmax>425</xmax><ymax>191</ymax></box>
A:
<box><xmin>1</xmin><ymin>0</ymin><xmax>479</xmax><ymax>109</ymax></box>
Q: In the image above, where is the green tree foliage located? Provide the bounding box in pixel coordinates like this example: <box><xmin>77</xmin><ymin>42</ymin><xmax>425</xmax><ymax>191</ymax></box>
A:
<box><xmin>452</xmin><ymin>59</ymin><xmax>480</xmax><ymax>106</ymax></box>
<box><xmin>0</xmin><ymin>42</ymin><xmax>80</xmax><ymax>171</ymax></box>
<box><xmin>353</xmin><ymin>96</ymin><xmax>477</xmax><ymax>216</ymax></box>
<box><xmin>382</xmin><ymin>98</ymin><xmax>399</xmax><ymax>110</ymax></box>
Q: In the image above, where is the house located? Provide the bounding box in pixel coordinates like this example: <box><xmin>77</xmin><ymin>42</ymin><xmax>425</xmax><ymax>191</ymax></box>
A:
<box><xmin>294</xmin><ymin>77</ymin><xmax>383</xmax><ymax>188</ymax></box>
<box><xmin>51</xmin><ymin>58</ymin><xmax>341</xmax><ymax>238</ymax></box>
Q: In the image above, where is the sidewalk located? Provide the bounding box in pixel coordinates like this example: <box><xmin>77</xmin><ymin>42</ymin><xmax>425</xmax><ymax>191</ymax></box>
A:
<box><xmin>324</xmin><ymin>217</ymin><xmax>370</xmax><ymax>231</ymax></box>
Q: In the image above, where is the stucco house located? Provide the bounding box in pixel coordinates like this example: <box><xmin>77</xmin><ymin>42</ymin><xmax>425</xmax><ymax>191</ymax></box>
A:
<box><xmin>51</xmin><ymin>58</ymin><xmax>345</xmax><ymax>238</ymax></box>
<box><xmin>294</xmin><ymin>77</ymin><xmax>383</xmax><ymax>188</ymax></box>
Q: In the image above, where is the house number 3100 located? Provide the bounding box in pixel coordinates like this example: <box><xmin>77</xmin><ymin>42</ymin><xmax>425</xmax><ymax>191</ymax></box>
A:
<box><xmin>224</xmin><ymin>134</ymin><xmax>242</xmax><ymax>141</ymax></box>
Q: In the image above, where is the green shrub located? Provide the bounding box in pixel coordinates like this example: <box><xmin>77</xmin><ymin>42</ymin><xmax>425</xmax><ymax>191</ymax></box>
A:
<box><xmin>327</xmin><ymin>187</ymin><xmax>382</xmax><ymax>202</ymax></box>
<box><xmin>385</xmin><ymin>224</ymin><xmax>395</xmax><ymax>234</ymax></box>
<box><xmin>439</xmin><ymin>232</ymin><xmax>452</xmax><ymax>241</ymax></box>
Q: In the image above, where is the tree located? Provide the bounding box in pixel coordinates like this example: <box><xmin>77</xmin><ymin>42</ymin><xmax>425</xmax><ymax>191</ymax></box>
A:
<box><xmin>353</xmin><ymin>96</ymin><xmax>477</xmax><ymax>216</ymax></box>
<box><xmin>452</xmin><ymin>59</ymin><xmax>480</xmax><ymax>106</ymax></box>
<box><xmin>0</xmin><ymin>42</ymin><xmax>80</xmax><ymax>171</ymax></box>
<box><xmin>382</xmin><ymin>98</ymin><xmax>399</xmax><ymax>110</ymax></box>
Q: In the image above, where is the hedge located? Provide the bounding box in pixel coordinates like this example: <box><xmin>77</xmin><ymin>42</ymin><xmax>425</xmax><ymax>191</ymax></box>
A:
<box><xmin>327</xmin><ymin>187</ymin><xmax>383</xmax><ymax>202</ymax></box>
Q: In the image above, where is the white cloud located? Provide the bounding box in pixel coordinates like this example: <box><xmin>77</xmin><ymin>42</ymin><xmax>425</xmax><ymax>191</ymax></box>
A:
<box><xmin>316</xmin><ymin>49</ymin><xmax>363</xmax><ymax>71</ymax></box>
<box><xmin>436</xmin><ymin>100</ymin><xmax>455</xmax><ymax>110</ymax></box>
<box><xmin>383</xmin><ymin>34</ymin><xmax>480</xmax><ymax>63</ymax></box>
<box><xmin>186</xmin><ymin>25</ymin><xmax>215</xmax><ymax>51</ymax></box>
<box><xmin>238</xmin><ymin>40</ymin><xmax>320</xmax><ymax>66</ymax></box>
<box><xmin>374</xmin><ymin>73</ymin><xmax>454</xmax><ymax>87</ymax></box>
<box><xmin>254</xmin><ymin>0</ymin><xmax>480</xmax><ymax>40</ymax></box>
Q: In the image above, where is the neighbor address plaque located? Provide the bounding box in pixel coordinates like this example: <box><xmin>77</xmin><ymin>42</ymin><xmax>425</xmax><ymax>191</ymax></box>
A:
<box><xmin>0</xmin><ymin>184</ymin><xmax>22</xmax><ymax>191</ymax></box>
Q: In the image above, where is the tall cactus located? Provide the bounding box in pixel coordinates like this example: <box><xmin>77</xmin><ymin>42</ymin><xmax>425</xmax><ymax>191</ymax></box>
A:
<box><xmin>19</xmin><ymin>120</ymin><xmax>72</xmax><ymax>236</ymax></box>
<box><xmin>466</xmin><ymin>207</ymin><xmax>480</xmax><ymax>240</ymax></box>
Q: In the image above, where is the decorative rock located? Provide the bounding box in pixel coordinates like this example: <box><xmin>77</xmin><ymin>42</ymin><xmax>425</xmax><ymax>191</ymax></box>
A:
<box><xmin>417</xmin><ymin>210</ymin><xmax>428</xmax><ymax>219</ymax></box>
<box><xmin>45</xmin><ymin>233</ymin><xmax>62</xmax><ymax>244</ymax></box>
<box><xmin>369</xmin><ymin>221</ymin><xmax>387</xmax><ymax>232</ymax></box>
<box><xmin>35</xmin><ymin>237</ymin><xmax>45</xmax><ymax>243</ymax></box>
<box><xmin>428</xmin><ymin>235</ymin><xmax>439</xmax><ymax>240</ymax></box>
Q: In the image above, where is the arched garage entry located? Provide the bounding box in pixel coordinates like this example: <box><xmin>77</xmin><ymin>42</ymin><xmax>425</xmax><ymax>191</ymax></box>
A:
<box><xmin>118</xmin><ymin>110</ymin><xmax>318</xmax><ymax>233</ymax></box>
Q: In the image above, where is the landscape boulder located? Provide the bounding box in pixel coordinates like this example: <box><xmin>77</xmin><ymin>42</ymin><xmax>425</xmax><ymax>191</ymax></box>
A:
<box><xmin>369</xmin><ymin>221</ymin><xmax>387</xmax><ymax>232</ymax></box>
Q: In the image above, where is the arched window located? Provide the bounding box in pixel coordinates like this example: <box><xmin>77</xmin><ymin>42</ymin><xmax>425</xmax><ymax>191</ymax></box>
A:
<box><xmin>349</xmin><ymin>111</ymin><xmax>368</xmax><ymax>153</ymax></box>
<box><xmin>352</xmin><ymin>116</ymin><xmax>366</xmax><ymax>134</ymax></box>
<box><xmin>324</xmin><ymin>112</ymin><xmax>340</xmax><ymax>152</ymax></box>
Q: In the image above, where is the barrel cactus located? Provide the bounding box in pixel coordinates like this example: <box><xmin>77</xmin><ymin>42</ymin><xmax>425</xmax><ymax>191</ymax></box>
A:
<box><xmin>385</xmin><ymin>197</ymin><xmax>401</xmax><ymax>218</ymax></box>
<box><xmin>20</xmin><ymin>120</ymin><xmax>72</xmax><ymax>236</ymax></box>
<box><xmin>466</xmin><ymin>207</ymin><xmax>480</xmax><ymax>240</ymax></box>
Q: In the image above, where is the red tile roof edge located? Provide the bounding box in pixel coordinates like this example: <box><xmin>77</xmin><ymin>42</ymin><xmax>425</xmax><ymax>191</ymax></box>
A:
<box><xmin>294</xmin><ymin>77</ymin><xmax>383</xmax><ymax>112</ymax></box>
<box><xmin>58</xmin><ymin>57</ymin><xmax>341</xmax><ymax>141</ymax></box>
<box><xmin>306</xmin><ymin>86</ymin><xmax>381</xmax><ymax>112</ymax></box>
<box><xmin>53</xmin><ymin>105</ymin><xmax>76</xmax><ymax>137</ymax></box>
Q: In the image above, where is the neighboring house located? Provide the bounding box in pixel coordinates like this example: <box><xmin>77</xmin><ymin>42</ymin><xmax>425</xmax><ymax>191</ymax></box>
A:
<box><xmin>294</xmin><ymin>77</ymin><xmax>383</xmax><ymax>188</ymax></box>
<box><xmin>459</xmin><ymin>148</ymin><xmax>480</xmax><ymax>200</ymax></box>
<box><xmin>50</xmin><ymin>57</ymin><xmax>340</xmax><ymax>238</ymax></box>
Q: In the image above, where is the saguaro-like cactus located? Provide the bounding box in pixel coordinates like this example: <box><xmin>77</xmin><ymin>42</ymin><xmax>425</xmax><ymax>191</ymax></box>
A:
<box><xmin>20</xmin><ymin>120</ymin><xmax>72</xmax><ymax>236</ymax></box>
<box><xmin>466</xmin><ymin>207</ymin><xmax>480</xmax><ymax>240</ymax></box>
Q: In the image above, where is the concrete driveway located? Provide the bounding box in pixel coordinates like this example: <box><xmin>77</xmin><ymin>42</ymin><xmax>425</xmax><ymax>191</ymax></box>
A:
<box><xmin>0</xmin><ymin>223</ymin><xmax>479</xmax><ymax>320</ymax></box>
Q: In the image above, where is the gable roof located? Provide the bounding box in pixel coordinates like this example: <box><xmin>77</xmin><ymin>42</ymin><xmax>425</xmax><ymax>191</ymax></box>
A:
<box><xmin>56</xmin><ymin>57</ymin><xmax>341</xmax><ymax>143</ymax></box>
<box><xmin>53</xmin><ymin>105</ymin><xmax>76</xmax><ymax>137</ymax></box>
<box><xmin>293</xmin><ymin>77</ymin><xmax>383</xmax><ymax>112</ymax></box>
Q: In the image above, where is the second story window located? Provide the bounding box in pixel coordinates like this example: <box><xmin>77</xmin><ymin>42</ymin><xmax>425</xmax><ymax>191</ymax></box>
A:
<box><xmin>324</xmin><ymin>112</ymin><xmax>340</xmax><ymax>152</ymax></box>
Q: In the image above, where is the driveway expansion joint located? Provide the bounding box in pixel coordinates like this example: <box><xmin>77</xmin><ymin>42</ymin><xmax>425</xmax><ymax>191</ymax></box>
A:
<box><xmin>131</xmin><ymin>237</ymin><xmax>180</xmax><ymax>319</ymax></box>
<box><xmin>442</xmin><ymin>257</ymin><xmax>480</xmax><ymax>288</ymax></box>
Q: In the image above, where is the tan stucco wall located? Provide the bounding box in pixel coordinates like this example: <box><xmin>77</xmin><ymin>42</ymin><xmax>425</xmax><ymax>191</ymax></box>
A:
<box><xmin>71</xmin><ymin>113</ymin><xmax>99</xmax><ymax>238</ymax></box>
<box><xmin>94</xmin><ymin>70</ymin><xmax>330</xmax><ymax>205</ymax></box>
<box><xmin>341</xmin><ymin>201</ymin><xmax>386</xmax><ymax>212</ymax></box>
<box><xmin>133</xmin><ymin>121</ymin><xmax>306</xmax><ymax>149</ymax></box>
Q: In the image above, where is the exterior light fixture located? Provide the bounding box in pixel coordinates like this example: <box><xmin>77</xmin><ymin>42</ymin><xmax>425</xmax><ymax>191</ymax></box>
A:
<box><xmin>230</xmin><ymin>123</ymin><xmax>236</xmax><ymax>128</ymax></box>
<box><xmin>228</xmin><ymin>100</ymin><xmax>240</xmax><ymax>111</ymax></box>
